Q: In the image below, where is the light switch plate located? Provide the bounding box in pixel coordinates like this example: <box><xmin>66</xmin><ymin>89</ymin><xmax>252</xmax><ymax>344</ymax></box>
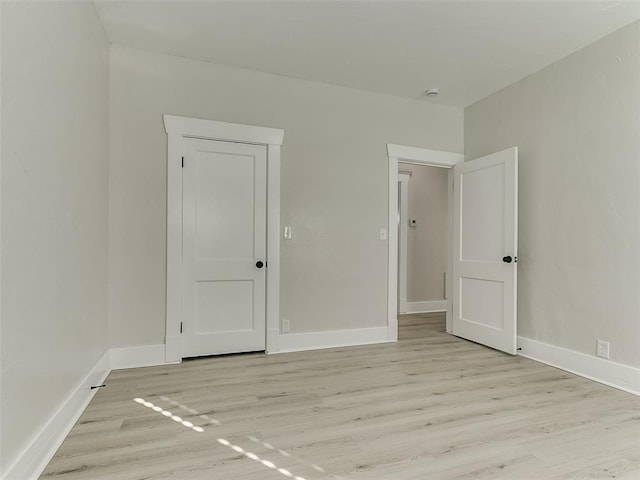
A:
<box><xmin>379</xmin><ymin>228</ymin><xmax>388</xmax><ymax>241</ymax></box>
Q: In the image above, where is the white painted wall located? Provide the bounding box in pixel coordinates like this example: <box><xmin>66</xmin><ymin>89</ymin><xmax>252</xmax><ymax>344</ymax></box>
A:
<box><xmin>399</xmin><ymin>163</ymin><xmax>448</xmax><ymax>303</ymax></box>
<box><xmin>465</xmin><ymin>22</ymin><xmax>640</xmax><ymax>368</ymax></box>
<box><xmin>0</xmin><ymin>2</ymin><xmax>110</xmax><ymax>475</ymax></box>
<box><xmin>108</xmin><ymin>46</ymin><xmax>463</xmax><ymax>347</ymax></box>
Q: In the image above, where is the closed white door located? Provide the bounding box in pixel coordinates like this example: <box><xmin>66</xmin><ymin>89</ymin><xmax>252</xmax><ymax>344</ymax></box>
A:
<box><xmin>182</xmin><ymin>138</ymin><xmax>267</xmax><ymax>357</ymax></box>
<box><xmin>452</xmin><ymin>147</ymin><xmax>518</xmax><ymax>354</ymax></box>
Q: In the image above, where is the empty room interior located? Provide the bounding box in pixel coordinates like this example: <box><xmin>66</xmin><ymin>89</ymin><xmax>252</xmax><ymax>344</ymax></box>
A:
<box><xmin>1</xmin><ymin>1</ymin><xmax>639</xmax><ymax>479</ymax></box>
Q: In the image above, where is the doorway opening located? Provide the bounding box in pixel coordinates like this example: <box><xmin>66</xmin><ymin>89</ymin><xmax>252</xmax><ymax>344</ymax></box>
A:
<box><xmin>397</xmin><ymin>163</ymin><xmax>449</xmax><ymax>315</ymax></box>
<box><xmin>388</xmin><ymin>144</ymin><xmax>518</xmax><ymax>354</ymax></box>
<box><xmin>397</xmin><ymin>162</ymin><xmax>450</xmax><ymax>338</ymax></box>
<box><xmin>386</xmin><ymin>144</ymin><xmax>464</xmax><ymax>342</ymax></box>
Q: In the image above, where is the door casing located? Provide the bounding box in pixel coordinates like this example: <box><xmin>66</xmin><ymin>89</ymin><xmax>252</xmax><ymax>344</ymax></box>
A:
<box><xmin>397</xmin><ymin>172</ymin><xmax>410</xmax><ymax>314</ymax></box>
<box><xmin>387</xmin><ymin>144</ymin><xmax>464</xmax><ymax>340</ymax></box>
<box><xmin>164</xmin><ymin>115</ymin><xmax>284</xmax><ymax>362</ymax></box>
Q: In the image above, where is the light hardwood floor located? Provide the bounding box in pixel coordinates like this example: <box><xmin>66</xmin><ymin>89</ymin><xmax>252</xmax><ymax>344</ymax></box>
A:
<box><xmin>41</xmin><ymin>313</ymin><xmax>640</xmax><ymax>479</ymax></box>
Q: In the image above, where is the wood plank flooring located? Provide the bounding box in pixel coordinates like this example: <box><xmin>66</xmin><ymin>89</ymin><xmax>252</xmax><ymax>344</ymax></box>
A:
<box><xmin>41</xmin><ymin>313</ymin><xmax>640</xmax><ymax>479</ymax></box>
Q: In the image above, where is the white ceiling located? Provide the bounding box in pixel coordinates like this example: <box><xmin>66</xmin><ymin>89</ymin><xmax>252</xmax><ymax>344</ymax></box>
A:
<box><xmin>94</xmin><ymin>1</ymin><xmax>640</xmax><ymax>107</ymax></box>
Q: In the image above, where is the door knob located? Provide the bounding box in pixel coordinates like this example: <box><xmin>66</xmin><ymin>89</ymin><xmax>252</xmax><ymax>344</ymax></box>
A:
<box><xmin>256</xmin><ymin>261</ymin><xmax>264</xmax><ymax>269</ymax></box>
<box><xmin>502</xmin><ymin>256</ymin><xmax>513</xmax><ymax>263</ymax></box>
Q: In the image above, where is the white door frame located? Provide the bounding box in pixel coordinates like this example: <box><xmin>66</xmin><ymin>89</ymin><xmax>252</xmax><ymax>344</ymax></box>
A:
<box><xmin>397</xmin><ymin>172</ymin><xmax>410</xmax><ymax>314</ymax></box>
<box><xmin>164</xmin><ymin>115</ymin><xmax>284</xmax><ymax>362</ymax></box>
<box><xmin>387</xmin><ymin>144</ymin><xmax>464</xmax><ymax>340</ymax></box>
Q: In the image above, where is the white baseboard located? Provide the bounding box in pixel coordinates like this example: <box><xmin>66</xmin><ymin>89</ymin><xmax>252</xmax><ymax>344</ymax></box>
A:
<box><xmin>109</xmin><ymin>344</ymin><xmax>169</xmax><ymax>370</ymax></box>
<box><xmin>274</xmin><ymin>326</ymin><xmax>391</xmax><ymax>354</ymax></box>
<box><xmin>266</xmin><ymin>327</ymin><xmax>281</xmax><ymax>354</ymax></box>
<box><xmin>3</xmin><ymin>344</ymin><xmax>175</xmax><ymax>480</ymax></box>
<box><xmin>3</xmin><ymin>351</ymin><xmax>111</xmax><ymax>480</ymax></box>
<box><xmin>404</xmin><ymin>300</ymin><xmax>447</xmax><ymax>313</ymax></box>
<box><xmin>518</xmin><ymin>336</ymin><xmax>640</xmax><ymax>396</ymax></box>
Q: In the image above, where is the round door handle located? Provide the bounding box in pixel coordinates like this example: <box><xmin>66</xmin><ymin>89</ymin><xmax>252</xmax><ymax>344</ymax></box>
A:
<box><xmin>502</xmin><ymin>256</ymin><xmax>513</xmax><ymax>263</ymax></box>
<box><xmin>256</xmin><ymin>261</ymin><xmax>264</xmax><ymax>269</ymax></box>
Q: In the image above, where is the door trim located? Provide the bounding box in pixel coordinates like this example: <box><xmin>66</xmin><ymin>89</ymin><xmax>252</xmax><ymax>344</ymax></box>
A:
<box><xmin>397</xmin><ymin>173</ymin><xmax>410</xmax><ymax>313</ymax></box>
<box><xmin>387</xmin><ymin>144</ymin><xmax>464</xmax><ymax>341</ymax></box>
<box><xmin>164</xmin><ymin>115</ymin><xmax>284</xmax><ymax>362</ymax></box>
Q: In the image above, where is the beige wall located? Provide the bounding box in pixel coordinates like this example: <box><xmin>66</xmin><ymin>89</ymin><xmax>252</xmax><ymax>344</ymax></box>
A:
<box><xmin>0</xmin><ymin>2</ymin><xmax>110</xmax><ymax>473</ymax></box>
<box><xmin>465</xmin><ymin>22</ymin><xmax>640</xmax><ymax>368</ymax></box>
<box><xmin>400</xmin><ymin>163</ymin><xmax>448</xmax><ymax>303</ymax></box>
<box><xmin>108</xmin><ymin>46</ymin><xmax>463</xmax><ymax>346</ymax></box>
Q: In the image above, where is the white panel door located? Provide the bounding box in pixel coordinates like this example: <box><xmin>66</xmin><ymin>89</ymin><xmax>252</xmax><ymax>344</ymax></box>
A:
<box><xmin>452</xmin><ymin>147</ymin><xmax>518</xmax><ymax>354</ymax></box>
<box><xmin>182</xmin><ymin>138</ymin><xmax>267</xmax><ymax>357</ymax></box>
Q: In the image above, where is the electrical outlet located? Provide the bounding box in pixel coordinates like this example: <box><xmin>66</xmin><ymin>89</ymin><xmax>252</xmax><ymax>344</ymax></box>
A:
<box><xmin>281</xmin><ymin>319</ymin><xmax>290</xmax><ymax>333</ymax></box>
<box><xmin>596</xmin><ymin>340</ymin><xmax>610</xmax><ymax>359</ymax></box>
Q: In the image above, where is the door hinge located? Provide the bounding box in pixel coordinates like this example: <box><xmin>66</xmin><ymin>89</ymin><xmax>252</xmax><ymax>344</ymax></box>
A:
<box><xmin>180</xmin><ymin>322</ymin><xmax>183</xmax><ymax>334</ymax></box>
<box><xmin>181</xmin><ymin>156</ymin><xmax>184</xmax><ymax>168</ymax></box>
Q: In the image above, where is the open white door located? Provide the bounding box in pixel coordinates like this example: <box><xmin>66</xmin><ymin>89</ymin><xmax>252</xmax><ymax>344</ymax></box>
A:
<box><xmin>452</xmin><ymin>147</ymin><xmax>518</xmax><ymax>354</ymax></box>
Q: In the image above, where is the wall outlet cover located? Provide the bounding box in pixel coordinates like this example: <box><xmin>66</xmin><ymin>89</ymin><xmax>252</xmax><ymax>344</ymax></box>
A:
<box><xmin>596</xmin><ymin>340</ymin><xmax>610</xmax><ymax>359</ymax></box>
<box><xmin>281</xmin><ymin>318</ymin><xmax>290</xmax><ymax>333</ymax></box>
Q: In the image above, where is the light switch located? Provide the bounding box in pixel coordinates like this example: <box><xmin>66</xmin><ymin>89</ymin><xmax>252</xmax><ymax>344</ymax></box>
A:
<box><xmin>379</xmin><ymin>228</ymin><xmax>388</xmax><ymax>241</ymax></box>
<box><xmin>284</xmin><ymin>226</ymin><xmax>292</xmax><ymax>239</ymax></box>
